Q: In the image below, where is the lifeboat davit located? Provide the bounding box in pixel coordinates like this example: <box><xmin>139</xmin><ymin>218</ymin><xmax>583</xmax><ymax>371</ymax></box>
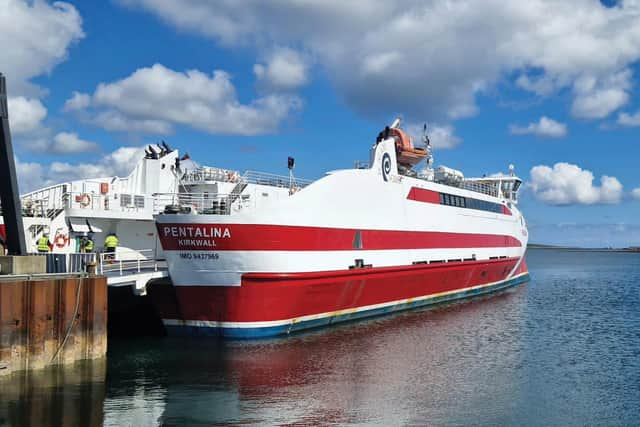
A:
<box><xmin>389</xmin><ymin>128</ymin><xmax>428</xmax><ymax>166</ymax></box>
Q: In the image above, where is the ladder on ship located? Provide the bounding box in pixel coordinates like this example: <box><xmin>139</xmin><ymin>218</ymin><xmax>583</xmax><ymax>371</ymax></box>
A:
<box><xmin>228</xmin><ymin>181</ymin><xmax>248</xmax><ymax>204</ymax></box>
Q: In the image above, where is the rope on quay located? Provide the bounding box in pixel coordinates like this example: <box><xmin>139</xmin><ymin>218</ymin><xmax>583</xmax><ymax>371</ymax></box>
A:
<box><xmin>49</xmin><ymin>277</ymin><xmax>83</xmax><ymax>363</ymax></box>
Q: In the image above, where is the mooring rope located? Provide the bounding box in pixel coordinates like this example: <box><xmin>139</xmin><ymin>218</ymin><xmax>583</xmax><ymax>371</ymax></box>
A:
<box><xmin>50</xmin><ymin>277</ymin><xmax>83</xmax><ymax>363</ymax></box>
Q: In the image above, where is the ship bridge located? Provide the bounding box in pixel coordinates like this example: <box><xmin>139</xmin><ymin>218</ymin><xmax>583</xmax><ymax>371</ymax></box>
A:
<box><xmin>462</xmin><ymin>175</ymin><xmax>523</xmax><ymax>204</ymax></box>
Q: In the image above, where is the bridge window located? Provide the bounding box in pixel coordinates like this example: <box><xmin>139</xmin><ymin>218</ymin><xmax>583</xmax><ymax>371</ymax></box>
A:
<box><xmin>439</xmin><ymin>192</ymin><xmax>502</xmax><ymax>214</ymax></box>
<box><xmin>120</xmin><ymin>194</ymin><xmax>132</xmax><ymax>207</ymax></box>
<box><xmin>134</xmin><ymin>195</ymin><xmax>145</xmax><ymax>208</ymax></box>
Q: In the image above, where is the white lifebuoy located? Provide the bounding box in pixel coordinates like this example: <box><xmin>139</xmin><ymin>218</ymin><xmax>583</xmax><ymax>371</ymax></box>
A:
<box><xmin>54</xmin><ymin>234</ymin><xmax>68</xmax><ymax>248</ymax></box>
<box><xmin>79</xmin><ymin>193</ymin><xmax>91</xmax><ymax>207</ymax></box>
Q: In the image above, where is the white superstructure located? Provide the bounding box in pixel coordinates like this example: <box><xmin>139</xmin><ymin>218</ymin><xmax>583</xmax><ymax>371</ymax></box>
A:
<box><xmin>0</xmin><ymin>144</ymin><xmax>284</xmax><ymax>259</ymax></box>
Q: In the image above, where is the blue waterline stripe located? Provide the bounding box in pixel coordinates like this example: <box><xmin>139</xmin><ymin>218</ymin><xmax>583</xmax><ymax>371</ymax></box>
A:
<box><xmin>164</xmin><ymin>273</ymin><xmax>530</xmax><ymax>339</ymax></box>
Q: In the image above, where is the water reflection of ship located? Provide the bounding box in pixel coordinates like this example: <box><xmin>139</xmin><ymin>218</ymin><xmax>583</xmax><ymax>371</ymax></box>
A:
<box><xmin>0</xmin><ymin>277</ymin><xmax>526</xmax><ymax>425</ymax></box>
<box><xmin>150</xmin><ymin>285</ymin><xmax>527</xmax><ymax>425</ymax></box>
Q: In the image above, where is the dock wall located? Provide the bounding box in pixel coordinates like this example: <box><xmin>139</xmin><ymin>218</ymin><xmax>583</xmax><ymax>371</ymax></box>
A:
<box><xmin>0</xmin><ymin>275</ymin><xmax>107</xmax><ymax>376</ymax></box>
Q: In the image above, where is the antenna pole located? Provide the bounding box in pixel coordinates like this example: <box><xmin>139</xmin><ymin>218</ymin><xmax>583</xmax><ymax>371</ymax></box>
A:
<box><xmin>0</xmin><ymin>73</ymin><xmax>27</xmax><ymax>255</ymax></box>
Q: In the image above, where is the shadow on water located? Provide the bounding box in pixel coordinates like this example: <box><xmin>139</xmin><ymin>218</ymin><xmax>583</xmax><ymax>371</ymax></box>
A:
<box><xmin>0</xmin><ymin>359</ymin><xmax>106</xmax><ymax>427</ymax></box>
<box><xmin>2</xmin><ymin>249</ymin><xmax>639</xmax><ymax>426</ymax></box>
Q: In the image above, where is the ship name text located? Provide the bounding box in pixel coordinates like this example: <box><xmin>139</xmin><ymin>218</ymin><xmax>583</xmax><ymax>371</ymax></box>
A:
<box><xmin>162</xmin><ymin>226</ymin><xmax>231</xmax><ymax>239</ymax></box>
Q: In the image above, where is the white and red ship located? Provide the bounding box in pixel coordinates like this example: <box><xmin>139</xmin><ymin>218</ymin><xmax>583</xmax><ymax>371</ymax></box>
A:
<box><xmin>155</xmin><ymin>118</ymin><xmax>529</xmax><ymax>338</ymax></box>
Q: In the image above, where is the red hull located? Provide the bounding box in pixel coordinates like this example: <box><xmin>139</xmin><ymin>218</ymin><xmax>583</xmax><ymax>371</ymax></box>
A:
<box><xmin>157</xmin><ymin>257</ymin><xmax>527</xmax><ymax>325</ymax></box>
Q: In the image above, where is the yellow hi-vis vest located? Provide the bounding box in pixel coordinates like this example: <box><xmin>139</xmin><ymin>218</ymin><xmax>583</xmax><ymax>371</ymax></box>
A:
<box><xmin>85</xmin><ymin>239</ymin><xmax>94</xmax><ymax>252</ymax></box>
<box><xmin>104</xmin><ymin>235</ymin><xmax>118</xmax><ymax>248</ymax></box>
<box><xmin>37</xmin><ymin>237</ymin><xmax>50</xmax><ymax>252</ymax></box>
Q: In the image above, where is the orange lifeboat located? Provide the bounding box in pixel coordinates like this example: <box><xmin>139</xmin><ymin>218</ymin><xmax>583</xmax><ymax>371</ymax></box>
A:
<box><xmin>388</xmin><ymin>128</ymin><xmax>428</xmax><ymax>166</ymax></box>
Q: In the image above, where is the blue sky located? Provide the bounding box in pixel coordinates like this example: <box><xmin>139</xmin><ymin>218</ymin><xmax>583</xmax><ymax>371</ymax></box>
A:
<box><xmin>2</xmin><ymin>0</ymin><xmax>640</xmax><ymax>247</ymax></box>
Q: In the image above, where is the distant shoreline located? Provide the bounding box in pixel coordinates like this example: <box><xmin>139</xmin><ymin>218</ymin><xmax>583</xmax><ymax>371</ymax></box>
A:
<box><xmin>528</xmin><ymin>244</ymin><xmax>640</xmax><ymax>253</ymax></box>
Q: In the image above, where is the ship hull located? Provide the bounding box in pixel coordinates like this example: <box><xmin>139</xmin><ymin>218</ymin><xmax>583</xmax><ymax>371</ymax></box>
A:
<box><xmin>156</xmin><ymin>258</ymin><xmax>529</xmax><ymax>338</ymax></box>
<box><xmin>154</xmin><ymin>138</ymin><xmax>530</xmax><ymax>338</ymax></box>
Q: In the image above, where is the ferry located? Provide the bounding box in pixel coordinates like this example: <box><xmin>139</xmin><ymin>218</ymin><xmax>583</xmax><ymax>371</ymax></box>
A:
<box><xmin>0</xmin><ymin>143</ymin><xmax>261</xmax><ymax>263</ymax></box>
<box><xmin>154</xmin><ymin>118</ymin><xmax>530</xmax><ymax>338</ymax></box>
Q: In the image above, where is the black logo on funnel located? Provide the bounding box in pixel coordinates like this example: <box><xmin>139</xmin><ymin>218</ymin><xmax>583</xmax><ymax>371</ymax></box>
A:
<box><xmin>382</xmin><ymin>153</ymin><xmax>391</xmax><ymax>182</ymax></box>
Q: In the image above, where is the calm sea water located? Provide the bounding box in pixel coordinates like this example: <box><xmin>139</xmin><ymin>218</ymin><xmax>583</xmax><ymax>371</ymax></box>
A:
<box><xmin>1</xmin><ymin>249</ymin><xmax>639</xmax><ymax>426</ymax></box>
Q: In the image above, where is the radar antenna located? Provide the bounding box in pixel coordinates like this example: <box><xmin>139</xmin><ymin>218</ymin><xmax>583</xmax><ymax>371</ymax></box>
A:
<box><xmin>422</xmin><ymin>123</ymin><xmax>431</xmax><ymax>148</ymax></box>
<box><xmin>288</xmin><ymin>156</ymin><xmax>299</xmax><ymax>195</ymax></box>
<box><xmin>418</xmin><ymin>123</ymin><xmax>435</xmax><ymax>181</ymax></box>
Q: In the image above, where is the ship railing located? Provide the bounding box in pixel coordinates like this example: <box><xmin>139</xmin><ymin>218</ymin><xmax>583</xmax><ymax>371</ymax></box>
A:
<box><xmin>29</xmin><ymin>252</ymin><xmax>97</xmax><ymax>273</ymax></box>
<box><xmin>180</xmin><ymin>168</ymin><xmax>312</xmax><ymax>189</ymax></box>
<box><xmin>460</xmin><ymin>181</ymin><xmax>500</xmax><ymax>197</ymax></box>
<box><xmin>153</xmin><ymin>192</ymin><xmax>251</xmax><ymax>215</ymax></box>
<box><xmin>242</xmin><ymin>170</ymin><xmax>312</xmax><ymax>188</ymax></box>
<box><xmin>181</xmin><ymin>166</ymin><xmax>240</xmax><ymax>183</ymax></box>
<box><xmin>98</xmin><ymin>248</ymin><xmax>160</xmax><ymax>276</ymax></box>
<box><xmin>20</xmin><ymin>183</ymin><xmax>69</xmax><ymax>218</ymax></box>
<box><xmin>60</xmin><ymin>191</ymin><xmax>158</xmax><ymax>215</ymax></box>
<box><xmin>28</xmin><ymin>249</ymin><xmax>160</xmax><ymax>274</ymax></box>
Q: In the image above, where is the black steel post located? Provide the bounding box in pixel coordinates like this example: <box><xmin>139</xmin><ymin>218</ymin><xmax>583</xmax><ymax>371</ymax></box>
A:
<box><xmin>0</xmin><ymin>73</ymin><xmax>27</xmax><ymax>255</ymax></box>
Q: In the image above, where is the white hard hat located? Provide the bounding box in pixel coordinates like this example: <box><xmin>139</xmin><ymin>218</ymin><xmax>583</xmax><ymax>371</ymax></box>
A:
<box><xmin>43</xmin><ymin>232</ymin><xmax>49</xmax><ymax>236</ymax></box>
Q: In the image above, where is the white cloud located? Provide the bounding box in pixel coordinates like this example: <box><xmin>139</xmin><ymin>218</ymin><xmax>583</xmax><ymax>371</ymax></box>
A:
<box><xmin>120</xmin><ymin>0</ymin><xmax>640</xmax><ymax>121</ymax></box>
<box><xmin>426</xmin><ymin>124</ymin><xmax>462</xmax><ymax>149</ymax></box>
<box><xmin>0</xmin><ymin>0</ymin><xmax>84</xmax><ymax>96</ymax></box>
<box><xmin>7</xmin><ymin>96</ymin><xmax>47</xmax><ymax>134</ymax></box>
<box><xmin>51</xmin><ymin>132</ymin><xmax>99</xmax><ymax>154</ymax></box>
<box><xmin>16</xmin><ymin>147</ymin><xmax>145</xmax><ymax>192</ymax></box>
<box><xmin>1</xmin><ymin>1</ymin><xmax>87</xmax><ymax>158</ymax></box>
<box><xmin>63</xmin><ymin>91</ymin><xmax>91</xmax><ymax>111</ymax></box>
<box><xmin>254</xmin><ymin>48</ymin><xmax>309</xmax><ymax>91</ymax></box>
<box><xmin>15</xmin><ymin>157</ymin><xmax>46</xmax><ymax>193</ymax></box>
<box><xmin>529</xmin><ymin>162</ymin><xmax>623</xmax><ymax>205</ymax></box>
<box><xmin>617</xmin><ymin>110</ymin><xmax>640</xmax><ymax>127</ymax></box>
<box><xmin>48</xmin><ymin>146</ymin><xmax>144</xmax><ymax>182</ymax></box>
<box><xmin>65</xmin><ymin>63</ymin><xmax>301</xmax><ymax>135</ymax></box>
<box><xmin>405</xmin><ymin>123</ymin><xmax>461</xmax><ymax>149</ymax></box>
<box><xmin>91</xmin><ymin>110</ymin><xmax>172</xmax><ymax>134</ymax></box>
<box><xmin>510</xmin><ymin>116</ymin><xmax>567</xmax><ymax>138</ymax></box>
<box><xmin>632</xmin><ymin>187</ymin><xmax>640</xmax><ymax>200</ymax></box>
<box><xmin>570</xmin><ymin>70</ymin><xmax>631</xmax><ymax>119</ymax></box>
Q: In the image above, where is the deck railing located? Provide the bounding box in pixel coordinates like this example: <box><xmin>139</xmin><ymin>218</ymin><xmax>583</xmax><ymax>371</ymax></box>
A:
<box><xmin>461</xmin><ymin>181</ymin><xmax>500</xmax><ymax>197</ymax></box>
<box><xmin>181</xmin><ymin>167</ymin><xmax>239</xmax><ymax>183</ymax></box>
<box><xmin>30</xmin><ymin>252</ymin><xmax>97</xmax><ymax>273</ymax></box>
<box><xmin>98</xmin><ymin>248</ymin><xmax>159</xmax><ymax>276</ymax></box>
<box><xmin>180</xmin><ymin>167</ymin><xmax>312</xmax><ymax>188</ymax></box>
<box><xmin>153</xmin><ymin>192</ymin><xmax>247</xmax><ymax>215</ymax></box>
<box><xmin>242</xmin><ymin>170</ymin><xmax>312</xmax><ymax>188</ymax></box>
<box><xmin>30</xmin><ymin>249</ymin><xmax>161</xmax><ymax>275</ymax></box>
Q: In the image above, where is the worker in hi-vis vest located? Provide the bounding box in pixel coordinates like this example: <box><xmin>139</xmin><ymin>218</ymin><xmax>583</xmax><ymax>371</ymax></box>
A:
<box><xmin>81</xmin><ymin>233</ymin><xmax>94</xmax><ymax>253</ymax></box>
<box><xmin>37</xmin><ymin>232</ymin><xmax>52</xmax><ymax>253</ymax></box>
<box><xmin>104</xmin><ymin>233</ymin><xmax>118</xmax><ymax>260</ymax></box>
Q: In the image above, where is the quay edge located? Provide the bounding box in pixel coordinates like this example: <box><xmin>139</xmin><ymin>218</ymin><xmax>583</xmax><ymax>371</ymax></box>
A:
<box><xmin>0</xmin><ymin>274</ymin><xmax>107</xmax><ymax>376</ymax></box>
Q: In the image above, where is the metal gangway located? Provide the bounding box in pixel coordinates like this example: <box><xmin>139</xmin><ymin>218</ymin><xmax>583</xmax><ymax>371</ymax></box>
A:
<box><xmin>33</xmin><ymin>248</ymin><xmax>168</xmax><ymax>295</ymax></box>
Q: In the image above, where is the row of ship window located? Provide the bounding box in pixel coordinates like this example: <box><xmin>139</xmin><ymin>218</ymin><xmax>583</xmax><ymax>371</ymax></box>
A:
<box><xmin>439</xmin><ymin>192</ymin><xmax>503</xmax><ymax>213</ymax></box>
